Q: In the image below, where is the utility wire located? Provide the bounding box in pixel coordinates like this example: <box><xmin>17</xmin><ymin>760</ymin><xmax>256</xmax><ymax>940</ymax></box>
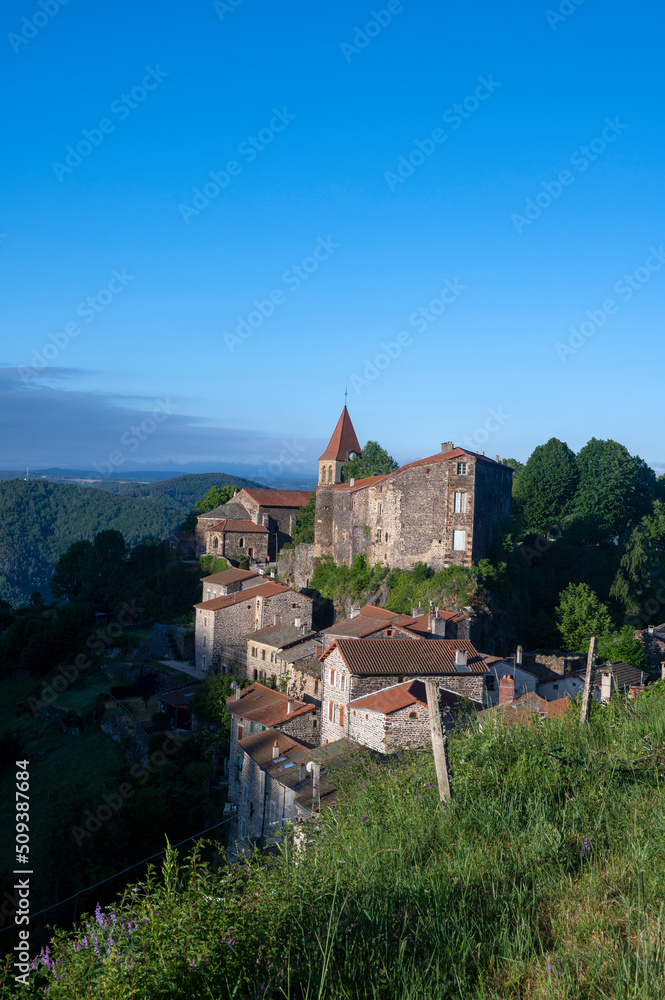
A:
<box><xmin>1</xmin><ymin>814</ymin><xmax>234</xmax><ymax>935</ymax></box>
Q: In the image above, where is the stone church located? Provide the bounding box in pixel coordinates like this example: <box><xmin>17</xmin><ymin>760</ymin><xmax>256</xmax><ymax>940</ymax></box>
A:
<box><xmin>314</xmin><ymin>407</ymin><xmax>512</xmax><ymax>570</ymax></box>
<box><xmin>196</xmin><ymin>486</ymin><xmax>313</xmax><ymax>561</ymax></box>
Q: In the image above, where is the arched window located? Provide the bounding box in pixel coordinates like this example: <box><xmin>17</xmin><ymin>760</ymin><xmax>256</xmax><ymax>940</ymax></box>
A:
<box><xmin>328</xmin><ymin>466</ymin><xmax>333</xmax><ymax>482</ymax></box>
<box><xmin>239</xmin><ymin>538</ymin><xmax>244</xmax><ymax>548</ymax></box>
<box><xmin>213</xmin><ymin>537</ymin><xmax>218</xmax><ymax>549</ymax></box>
<box><xmin>409</xmin><ymin>711</ymin><xmax>418</xmax><ymax>719</ymax></box>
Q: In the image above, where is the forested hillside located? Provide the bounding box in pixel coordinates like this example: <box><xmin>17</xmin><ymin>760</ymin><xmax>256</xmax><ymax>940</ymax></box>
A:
<box><xmin>86</xmin><ymin>472</ymin><xmax>266</xmax><ymax>511</ymax></box>
<box><xmin>0</xmin><ymin>481</ymin><xmax>182</xmax><ymax>607</ymax></box>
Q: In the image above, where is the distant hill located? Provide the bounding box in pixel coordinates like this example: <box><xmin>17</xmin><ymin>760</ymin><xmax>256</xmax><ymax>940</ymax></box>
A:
<box><xmin>0</xmin><ymin>480</ymin><xmax>184</xmax><ymax>607</ymax></box>
<box><xmin>84</xmin><ymin>472</ymin><xmax>268</xmax><ymax>512</ymax></box>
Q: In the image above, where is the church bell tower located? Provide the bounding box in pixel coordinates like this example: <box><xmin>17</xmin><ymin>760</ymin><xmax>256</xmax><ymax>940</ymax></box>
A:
<box><xmin>318</xmin><ymin>406</ymin><xmax>362</xmax><ymax>485</ymax></box>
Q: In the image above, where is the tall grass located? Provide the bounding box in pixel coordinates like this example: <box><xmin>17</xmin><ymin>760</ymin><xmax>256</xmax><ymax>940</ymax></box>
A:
<box><xmin>5</xmin><ymin>686</ymin><xmax>665</xmax><ymax>998</ymax></box>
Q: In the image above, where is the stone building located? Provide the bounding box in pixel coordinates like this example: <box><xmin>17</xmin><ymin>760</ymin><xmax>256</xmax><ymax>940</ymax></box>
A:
<box><xmin>277</xmin><ymin>640</ymin><xmax>322</xmax><ymax>705</ymax></box>
<box><xmin>319</xmin><ymin>637</ymin><xmax>506</xmax><ymax>745</ymax></box>
<box><xmin>314</xmin><ymin>408</ymin><xmax>512</xmax><ymax>570</ymax></box>
<box><xmin>193</xmin><ymin>582</ymin><xmax>313</xmax><ymax>672</ymax></box>
<box><xmin>228</xmin><ymin>729</ymin><xmax>361</xmax><ymax>854</ymax></box>
<box><xmin>195</xmin><ymin>488</ymin><xmax>313</xmax><ymax>559</ymax></box>
<box><xmin>320</xmin><ymin>603</ymin><xmax>469</xmax><ymax>651</ymax></box>
<box><xmin>347</xmin><ymin>679</ymin><xmax>483</xmax><ymax>753</ymax></box>
<box><xmin>200</xmin><ymin>568</ymin><xmax>263</xmax><ymax>602</ymax></box>
<box><xmin>245</xmin><ymin>623</ymin><xmax>317</xmax><ymax>689</ymax></box>
<box><xmin>204</xmin><ymin>519</ymin><xmax>269</xmax><ymax>561</ymax></box>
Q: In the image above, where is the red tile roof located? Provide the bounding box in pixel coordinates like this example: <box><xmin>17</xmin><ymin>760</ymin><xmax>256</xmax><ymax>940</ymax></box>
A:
<box><xmin>194</xmin><ymin>581</ymin><xmax>312</xmax><ymax>611</ymax></box>
<box><xmin>206</xmin><ymin>519</ymin><xmax>268</xmax><ymax>533</ymax></box>
<box><xmin>227</xmin><ymin>682</ymin><xmax>313</xmax><ymax>727</ymax></box>
<box><xmin>239</xmin><ymin>488</ymin><xmax>314</xmax><ymax>508</ymax></box>
<box><xmin>322</xmin><ymin>638</ymin><xmax>493</xmax><ymax>675</ymax></box>
<box><xmin>351</xmin><ymin>679</ymin><xmax>429</xmax><ymax>714</ymax></box>
<box><xmin>479</xmin><ymin>691</ymin><xmax>574</xmax><ymax>726</ymax></box>
<box><xmin>318</xmin><ymin>406</ymin><xmax>362</xmax><ymax>462</ymax></box>
<box><xmin>200</xmin><ymin>569</ymin><xmax>260</xmax><ymax>585</ymax></box>
<box><xmin>320</xmin><ymin>447</ymin><xmax>508</xmax><ymax>494</ymax></box>
<box><xmin>322</xmin><ymin>615</ymin><xmax>419</xmax><ymax>639</ymax></box>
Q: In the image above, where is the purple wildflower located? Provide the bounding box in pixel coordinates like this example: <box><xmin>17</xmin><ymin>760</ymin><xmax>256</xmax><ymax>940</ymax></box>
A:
<box><xmin>363</xmin><ymin>814</ymin><xmax>369</xmax><ymax>823</ymax></box>
<box><xmin>428</xmin><ymin>782</ymin><xmax>435</xmax><ymax>789</ymax></box>
<box><xmin>582</xmin><ymin>836</ymin><xmax>591</xmax><ymax>857</ymax></box>
<box><xmin>95</xmin><ymin>904</ymin><xmax>106</xmax><ymax>927</ymax></box>
<box><xmin>547</xmin><ymin>961</ymin><xmax>552</xmax><ymax>976</ymax></box>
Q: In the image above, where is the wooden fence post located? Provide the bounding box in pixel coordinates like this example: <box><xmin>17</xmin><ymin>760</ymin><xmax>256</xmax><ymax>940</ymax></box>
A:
<box><xmin>580</xmin><ymin>636</ymin><xmax>598</xmax><ymax>726</ymax></box>
<box><xmin>425</xmin><ymin>679</ymin><xmax>451</xmax><ymax>805</ymax></box>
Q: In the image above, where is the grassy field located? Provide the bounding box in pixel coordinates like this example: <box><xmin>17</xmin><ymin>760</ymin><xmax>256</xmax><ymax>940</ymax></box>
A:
<box><xmin>4</xmin><ymin>684</ymin><xmax>665</xmax><ymax>998</ymax></box>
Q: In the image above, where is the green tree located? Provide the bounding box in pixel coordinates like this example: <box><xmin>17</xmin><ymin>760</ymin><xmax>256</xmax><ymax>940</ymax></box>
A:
<box><xmin>342</xmin><ymin>441</ymin><xmax>398</xmax><ymax>481</ymax></box>
<box><xmin>555</xmin><ymin>582</ymin><xmax>613</xmax><ymax>653</ymax></box>
<box><xmin>573</xmin><ymin>439</ymin><xmax>656</xmax><ymax>539</ymax></box>
<box><xmin>194</xmin><ymin>484</ymin><xmax>237</xmax><ymax>513</ymax></box>
<box><xmin>501</xmin><ymin>458</ymin><xmax>525</xmax><ymax>492</ymax></box>
<box><xmin>292</xmin><ymin>495</ymin><xmax>315</xmax><ymax>545</ymax></box>
<box><xmin>513</xmin><ymin>438</ymin><xmax>578</xmax><ymax>533</ymax></box>
<box><xmin>609</xmin><ymin>525</ymin><xmax>654</xmax><ymax>618</ymax></box>
<box><xmin>597</xmin><ymin>625</ymin><xmax>647</xmax><ymax>668</ymax></box>
<box><xmin>50</xmin><ymin>540</ymin><xmax>94</xmax><ymax>601</ymax></box>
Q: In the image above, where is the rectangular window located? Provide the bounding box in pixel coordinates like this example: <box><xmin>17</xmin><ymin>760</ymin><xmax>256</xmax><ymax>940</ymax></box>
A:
<box><xmin>202</xmin><ymin>635</ymin><xmax>207</xmax><ymax>647</ymax></box>
<box><xmin>330</xmin><ymin>668</ymin><xmax>336</xmax><ymax>686</ymax></box>
<box><xmin>399</xmin><ymin>539</ymin><xmax>405</xmax><ymax>551</ymax></box>
<box><xmin>457</xmin><ymin>462</ymin><xmax>467</xmax><ymax>475</ymax></box>
<box><xmin>238</xmin><ymin>724</ymin><xmax>243</xmax><ymax>741</ymax></box>
<box><xmin>377</xmin><ymin>528</ymin><xmax>382</xmax><ymax>543</ymax></box>
<box><xmin>339</xmin><ymin>704</ymin><xmax>345</xmax><ymax>727</ymax></box>
<box><xmin>202</xmin><ymin>656</ymin><xmax>206</xmax><ymax>670</ymax></box>
<box><xmin>400</xmin><ymin>498</ymin><xmax>405</xmax><ymax>510</ymax></box>
<box><xmin>261</xmin><ymin>650</ymin><xmax>266</xmax><ymax>661</ymax></box>
<box><xmin>452</xmin><ymin>529</ymin><xmax>467</xmax><ymax>551</ymax></box>
<box><xmin>329</xmin><ymin>700</ymin><xmax>334</xmax><ymax>722</ymax></box>
<box><xmin>378</xmin><ymin>502</ymin><xmax>383</xmax><ymax>516</ymax></box>
<box><xmin>250</xmin><ymin>721</ymin><xmax>255</xmax><ymax>734</ymax></box>
<box><xmin>454</xmin><ymin>492</ymin><xmax>467</xmax><ymax>514</ymax></box>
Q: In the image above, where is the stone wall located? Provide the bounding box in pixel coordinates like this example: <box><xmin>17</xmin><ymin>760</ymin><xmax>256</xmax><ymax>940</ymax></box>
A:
<box><xmin>277</xmin><ymin>544</ymin><xmax>316</xmax><ymax>590</ymax></box>
<box><xmin>522</xmin><ymin>650</ymin><xmax>586</xmax><ymax>678</ymax></box>
<box><xmin>148</xmin><ymin>625</ymin><xmax>194</xmax><ymax>662</ymax></box>
<box><xmin>207</xmin><ymin>527</ymin><xmax>269</xmax><ymax>562</ymax></box>
<box><xmin>348</xmin><ymin>701</ymin><xmax>431</xmax><ymax>753</ymax></box>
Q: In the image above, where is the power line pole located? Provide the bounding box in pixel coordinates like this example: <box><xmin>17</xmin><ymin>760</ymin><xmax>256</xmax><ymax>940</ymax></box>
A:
<box><xmin>425</xmin><ymin>679</ymin><xmax>451</xmax><ymax>805</ymax></box>
<box><xmin>580</xmin><ymin>636</ymin><xmax>598</xmax><ymax>726</ymax></box>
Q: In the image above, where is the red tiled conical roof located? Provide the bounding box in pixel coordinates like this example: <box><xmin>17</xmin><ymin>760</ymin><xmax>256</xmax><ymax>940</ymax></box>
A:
<box><xmin>318</xmin><ymin>407</ymin><xmax>362</xmax><ymax>462</ymax></box>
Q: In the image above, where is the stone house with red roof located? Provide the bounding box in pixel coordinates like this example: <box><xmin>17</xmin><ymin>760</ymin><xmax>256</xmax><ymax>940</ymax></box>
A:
<box><xmin>195</xmin><ymin>487</ymin><xmax>313</xmax><ymax>559</ymax></box>
<box><xmin>226</xmin><ymin>682</ymin><xmax>319</xmax><ymax>768</ymax></box>
<box><xmin>313</xmin><ymin>408</ymin><xmax>512</xmax><ymax>570</ymax></box>
<box><xmin>319</xmin><ymin>637</ymin><xmax>507</xmax><ymax>744</ymax></box>
<box><xmin>348</xmin><ymin>679</ymin><xmax>483</xmax><ymax>753</ymax></box>
<box><xmin>204</xmin><ymin>519</ymin><xmax>269</xmax><ymax>561</ymax></box>
<box><xmin>193</xmin><ymin>582</ymin><xmax>313</xmax><ymax>671</ymax></box>
<box><xmin>200</xmin><ymin>568</ymin><xmax>263</xmax><ymax>602</ymax></box>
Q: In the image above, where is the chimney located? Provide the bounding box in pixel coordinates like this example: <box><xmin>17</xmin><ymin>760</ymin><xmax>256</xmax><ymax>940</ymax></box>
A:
<box><xmin>272</xmin><ymin>741</ymin><xmax>280</xmax><ymax>759</ymax></box>
<box><xmin>273</xmin><ymin>613</ymin><xmax>280</xmax><ymax>626</ymax></box>
<box><xmin>349</xmin><ymin>478</ymin><xmax>355</xmax><ymax>487</ymax></box>
<box><xmin>648</xmin><ymin>625</ymin><xmax>655</xmax><ymax>635</ymax></box>
<box><xmin>287</xmin><ymin>699</ymin><xmax>294</xmax><ymax>715</ymax></box>
<box><xmin>661</xmin><ymin>661</ymin><xmax>665</xmax><ymax>681</ymax></box>
<box><xmin>413</xmin><ymin>605</ymin><xmax>424</xmax><ymax>618</ymax></box>
<box><xmin>516</xmin><ymin>645</ymin><xmax>523</xmax><ymax>667</ymax></box>
<box><xmin>454</xmin><ymin>649</ymin><xmax>468</xmax><ymax>669</ymax></box>
<box><xmin>349</xmin><ymin>607</ymin><xmax>361</xmax><ymax>619</ymax></box>
<box><xmin>601</xmin><ymin>671</ymin><xmax>613</xmax><ymax>703</ymax></box>
<box><xmin>428</xmin><ymin>605</ymin><xmax>446</xmax><ymax>637</ymax></box>
<box><xmin>495</xmin><ymin>455</ymin><xmax>500</xmax><ymax>463</ymax></box>
<box><xmin>441</xmin><ymin>442</ymin><xmax>453</xmax><ymax>453</ymax></box>
<box><xmin>499</xmin><ymin>674</ymin><xmax>514</xmax><ymax>706</ymax></box>
<box><xmin>294</xmin><ymin>616</ymin><xmax>301</xmax><ymax>629</ymax></box>
<box><xmin>270</xmin><ymin>570</ymin><xmax>275</xmax><ymax>579</ymax></box>
<box><xmin>299</xmin><ymin>762</ymin><xmax>307</xmax><ymax>780</ymax></box>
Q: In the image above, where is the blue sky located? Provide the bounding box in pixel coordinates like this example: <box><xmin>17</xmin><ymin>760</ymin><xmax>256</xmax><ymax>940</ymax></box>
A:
<box><xmin>1</xmin><ymin>0</ymin><xmax>663</xmax><ymax>478</ymax></box>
